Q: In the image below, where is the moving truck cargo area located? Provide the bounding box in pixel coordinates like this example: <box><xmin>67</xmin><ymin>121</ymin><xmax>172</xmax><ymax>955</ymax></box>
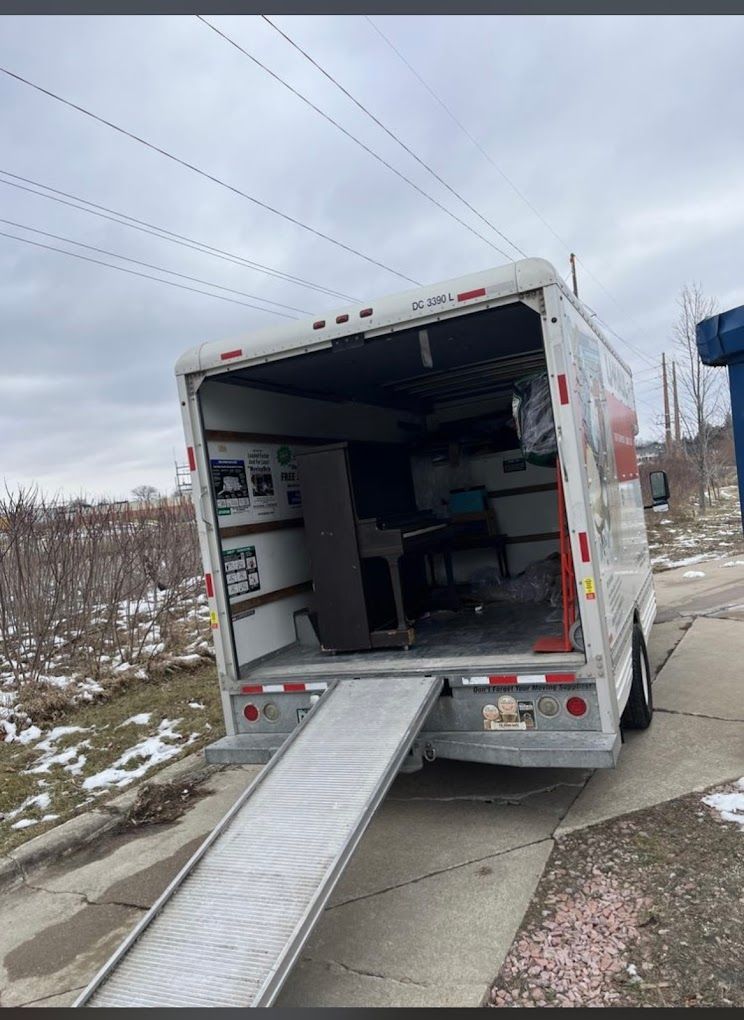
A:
<box><xmin>175</xmin><ymin>258</ymin><xmax>658</xmax><ymax>773</ymax></box>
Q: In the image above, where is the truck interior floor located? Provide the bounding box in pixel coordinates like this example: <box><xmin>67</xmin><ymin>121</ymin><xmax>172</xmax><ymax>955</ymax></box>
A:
<box><xmin>240</xmin><ymin>601</ymin><xmax>584</xmax><ymax>682</ymax></box>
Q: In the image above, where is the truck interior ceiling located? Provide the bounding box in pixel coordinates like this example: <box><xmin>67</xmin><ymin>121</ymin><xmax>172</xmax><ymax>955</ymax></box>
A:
<box><xmin>201</xmin><ymin>300</ymin><xmax>575</xmax><ymax>676</ymax></box>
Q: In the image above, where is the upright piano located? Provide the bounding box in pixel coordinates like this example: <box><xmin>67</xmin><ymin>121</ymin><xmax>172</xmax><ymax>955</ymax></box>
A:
<box><xmin>297</xmin><ymin>442</ymin><xmax>455</xmax><ymax>652</ymax></box>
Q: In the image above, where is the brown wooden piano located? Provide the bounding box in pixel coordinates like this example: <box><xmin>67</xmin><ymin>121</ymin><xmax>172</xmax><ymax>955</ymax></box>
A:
<box><xmin>297</xmin><ymin>442</ymin><xmax>456</xmax><ymax>652</ymax></box>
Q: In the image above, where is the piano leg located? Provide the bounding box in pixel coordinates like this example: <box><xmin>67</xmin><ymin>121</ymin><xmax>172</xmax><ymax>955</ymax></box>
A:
<box><xmin>385</xmin><ymin>554</ymin><xmax>408</xmax><ymax>634</ymax></box>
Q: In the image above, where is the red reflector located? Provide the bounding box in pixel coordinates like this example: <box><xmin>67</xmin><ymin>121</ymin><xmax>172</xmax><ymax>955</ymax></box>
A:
<box><xmin>220</xmin><ymin>348</ymin><xmax>242</xmax><ymax>361</ymax></box>
<box><xmin>241</xmin><ymin>685</ymin><xmax>262</xmax><ymax>694</ymax></box>
<box><xmin>243</xmin><ymin>703</ymin><xmax>260</xmax><ymax>722</ymax></box>
<box><xmin>457</xmin><ymin>287</ymin><xmax>487</xmax><ymax>302</ymax></box>
<box><xmin>186</xmin><ymin>446</ymin><xmax>196</xmax><ymax>471</ymax></box>
<box><xmin>313</xmin><ymin>320</ymin><xmax>326</xmax><ymax>330</ymax></box>
<box><xmin>578</xmin><ymin>532</ymin><xmax>591</xmax><ymax>563</ymax></box>
<box><xmin>360</xmin><ymin>308</ymin><xmax>373</xmax><ymax>318</ymax></box>
<box><xmin>566</xmin><ymin>696</ymin><xmax>587</xmax><ymax>717</ymax></box>
<box><xmin>205</xmin><ymin>573</ymin><xmax>214</xmax><ymax>597</ymax></box>
<box><xmin>546</xmin><ymin>673</ymin><xmax>576</xmax><ymax>684</ymax></box>
<box><xmin>336</xmin><ymin>313</ymin><xmax>349</xmax><ymax>324</ymax></box>
<box><xmin>283</xmin><ymin>682</ymin><xmax>306</xmax><ymax>692</ymax></box>
<box><xmin>557</xmin><ymin>373</ymin><xmax>569</xmax><ymax>404</ymax></box>
<box><xmin>488</xmin><ymin>675</ymin><xmax>518</xmax><ymax>685</ymax></box>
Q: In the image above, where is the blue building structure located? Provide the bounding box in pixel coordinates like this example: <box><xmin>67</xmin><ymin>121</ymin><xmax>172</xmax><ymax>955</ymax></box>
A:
<box><xmin>696</xmin><ymin>303</ymin><xmax>744</xmax><ymax>532</ymax></box>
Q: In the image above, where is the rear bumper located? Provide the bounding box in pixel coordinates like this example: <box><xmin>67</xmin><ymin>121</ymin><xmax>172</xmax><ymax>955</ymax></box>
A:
<box><xmin>424</xmin><ymin>729</ymin><xmax>621</xmax><ymax>769</ymax></box>
<box><xmin>205</xmin><ymin>732</ymin><xmax>288</xmax><ymax>765</ymax></box>
<box><xmin>205</xmin><ymin>728</ymin><xmax>620</xmax><ymax>770</ymax></box>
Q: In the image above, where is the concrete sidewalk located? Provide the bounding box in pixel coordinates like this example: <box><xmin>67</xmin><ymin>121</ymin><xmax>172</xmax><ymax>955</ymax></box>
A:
<box><xmin>2</xmin><ymin>560</ymin><xmax>743</xmax><ymax>1009</ymax></box>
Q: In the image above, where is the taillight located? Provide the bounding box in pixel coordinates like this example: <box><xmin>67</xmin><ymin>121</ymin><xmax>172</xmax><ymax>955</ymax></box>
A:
<box><xmin>313</xmin><ymin>320</ymin><xmax>325</xmax><ymax>330</ymax></box>
<box><xmin>336</xmin><ymin>313</ymin><xmax>349</xmax><ymax>324</ymax></box>
<box><xmin>566</xmin><ymin>697</ymin><xmax>587</xmax><ymax>718</ymax></box>
<box><xmin>360</xmin><ymin>307</ymin><xmax>373</xmax><ymax>318</ymax></box>
<box><xmin>243</xmin><ymin>703</ymin><xmax>259</xmax><ymax>722</ymax></box>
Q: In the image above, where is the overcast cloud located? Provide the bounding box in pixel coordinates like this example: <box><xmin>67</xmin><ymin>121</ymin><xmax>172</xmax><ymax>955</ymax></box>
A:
<box><xmin>1</xmin><ymin>14</ymin><xmax>742</xmax><ymax>499</ymax></box>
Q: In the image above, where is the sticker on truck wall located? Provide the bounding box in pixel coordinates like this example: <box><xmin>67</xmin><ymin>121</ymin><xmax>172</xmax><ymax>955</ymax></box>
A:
<box><xmin>247</xmin><ymin>448</ymin><xmax>277</xmax><ymax>510</ymax></box>
<box><xmin>211</xmin><ymin>459</ymin><xmax>250</xmax><ymax>516</ymax></box>
<box><xmin>208</xmin><ymin>440</ymin><xmax>304</xmax><ymax>525</ymax></box>
<box><xmin>210</xmin><ymin>610</ymin><xmax>219</xmax><ymax>630</ymax></box>
<box><xmin>277</xmin><ymin>444</ymin><xmax>302</xmax><ymax>508</ymax></box>
<box><xmin>223</xmin><ymin>546</ymin><xmax>261</xmax><ymax>600</ymax></box>
<box><xmin>482</xmin><ymin>697</ymin><xmax>537</xmax><ymax>731</ymax></box>
<box><xmin>583</xmin><ymin>576</ymin><xmax>597</xmax><ymax>600</ymax></box>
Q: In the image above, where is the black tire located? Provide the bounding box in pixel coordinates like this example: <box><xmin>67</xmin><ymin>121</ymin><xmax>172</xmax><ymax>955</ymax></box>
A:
<box><xmin>622</xmin><ymin>623</ymin><xmax>653</xmax><ymax>730</ymax></box>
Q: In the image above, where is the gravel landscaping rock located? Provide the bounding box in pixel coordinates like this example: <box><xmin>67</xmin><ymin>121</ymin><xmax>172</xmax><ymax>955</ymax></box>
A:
<box><xmin>489</xmin><ymin>778</ymin><xmax>744</xmax><ymax>1008</ymax></box>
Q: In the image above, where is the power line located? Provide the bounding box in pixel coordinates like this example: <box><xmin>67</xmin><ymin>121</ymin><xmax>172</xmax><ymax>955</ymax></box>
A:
<box><xmin>260</xmin><ymin>14</ymin><xmax>526</xmax><ymax>261</ymax></box>
<box><xmin>365</xmin><ymin>17</ymin><xmax>661</xmax><ymax>368</ymax></box>
<box><xmin>0</xmin><ymin>63</ymin><xmax>421</xmax><ymax>286</ymax></box>
<box><xmin>0</xmin><ymin>228</ymin><xmax>298</xmax><ymax>317</ymax></box>
<box><xmin>365</xmin><ymin>16</ymin><xmax>560</xmax><ymax>256</ymax></box>
<box><xmin>0</xmin><ymin>216</ymin><xmax>311</xmax><ymax>314</ymax></box>
<box><xmin>0</xmin><ymin>169</ymin><xmax>355</xmax><ymax>302</ymax></box>
<box><xmin>197</xmin><ymin>16</ymin><xmax>513</xmax><ymax>261</ymax></box>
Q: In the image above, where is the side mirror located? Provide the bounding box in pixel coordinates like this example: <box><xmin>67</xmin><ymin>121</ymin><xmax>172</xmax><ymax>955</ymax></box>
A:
<box><xmin>647</xmin><ymin>470</ymin><xmax>670</xmax><ymax>512</ymax></box>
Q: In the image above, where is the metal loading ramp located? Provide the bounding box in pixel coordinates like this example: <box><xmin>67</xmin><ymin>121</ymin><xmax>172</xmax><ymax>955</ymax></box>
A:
<box><xmin>74</xmin><ymin>675</ymin><xmax>442</xmax><ymax>1008</ymax></box>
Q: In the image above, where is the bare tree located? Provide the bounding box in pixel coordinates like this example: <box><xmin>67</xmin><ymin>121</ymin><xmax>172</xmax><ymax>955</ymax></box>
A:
<box><xmin>672</xmin><ymin>283</ymin><xmax>727</xmax><ymax>510</ymax></box>
<box><xmin>132</xmin><ymin>484</ymin><xmax>159</xmax><ymax>503</ymax></box>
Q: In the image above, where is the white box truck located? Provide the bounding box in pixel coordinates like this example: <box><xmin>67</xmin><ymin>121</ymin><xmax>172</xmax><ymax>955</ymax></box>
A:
<box><xmin>175</xmin><ymin>257</ymin><xmax>663</xmax><ymax>772</ymax></box>
<box><xmin>75</xmin><ymin>258</ymin><xmax>668</xmax><ymax>1008</ymax></box>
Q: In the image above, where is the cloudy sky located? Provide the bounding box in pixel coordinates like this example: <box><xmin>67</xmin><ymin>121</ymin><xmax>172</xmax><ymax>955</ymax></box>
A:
<box><xmin>1</xmin><ymin>14</ymin><xmax>742</xmax><ymax>499</ymax></box>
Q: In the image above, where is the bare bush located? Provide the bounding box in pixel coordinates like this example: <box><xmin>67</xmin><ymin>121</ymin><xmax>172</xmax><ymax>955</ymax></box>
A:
<box><xmin>641</xmin><ymin>418</ymin><xmax>736</xmax><ymax>515</ymax></box>
<box><xmin>0</xmin><ymin>490</ymin><xmax>206</xmax><ymax>707</ymax></box>
<box><xmin>672</xmin><ymin>284</ymin><xmax>729</xmax><ymax>510</ymax></box>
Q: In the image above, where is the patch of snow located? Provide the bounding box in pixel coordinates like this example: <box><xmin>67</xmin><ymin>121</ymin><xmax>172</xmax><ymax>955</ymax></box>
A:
<box><xmin>2</xmin><ymin>720</ymin><xmax>44</xmax><ymax>745</ymax></box>
<box><xmin>35</xmin><ymin>726</ymin><xmax>88</xmax><ymax>754</ymax></box>
<box><xmin>174</xmin><ymin>654</ymin><xmax>202</xmax><ymax>664</ymax></box>
<box><xmin>1</xmin><ymin>720</ymin><xmax>17</xmax><ymax>741</ymax></box>
<box><xmin>141</xmin><ymin>642</ymin><xmax>166</xmax><ymax>656</ymax></box>
<box><xmin>669</xmin><ymin>554</ymin><xmax>710</xmax><ymax>568</ymax></box>
<box><xmin>120</xmin><ymin>713</ymin><xmax>152</xmax><ymax>727</ymax></box>
<box><xmin>188</xmin><ymin>701</ymin><xmax>204</xmax><ymax>709</ymax></box>
<box><xmin>703</xmin><ymin>781</ymin><xmax>744</xmax><ymax>829</ymax></box>
<box><xmin>29</xmin><ymin>746</ymin><xmax>81</xmax><ymax>774</ymax></box>
<box><xmin>724</xmin><ymin>561</ymin><xmax>744</xmax><ymax>568</ymax></box>
<box><xmin>40</xmin><ymin>814</ymin><xmax>59</xmax><ymax>822</ymax></box>
<box><xmin>27</xmin><ymin>729</ymin><xmax>91</xmax><ymax>775</ymax></box>
<box><xmin>682</xmin><ymin>570</ymin><xmax>706</xmax><ymax>579</ymax></box>
<box><xmin>18</xmin><ymin>725</ymin><xmax>43</xmax><ymax>745</ymax></box>
<box><xmin>82</xmin><ymin>718</ymin><xmax>185</xmax><ymax>792</ymax></box>
<box><xmin>7</xmin><ymin>791</ymin><xmax>52</xmax><ymax>819</ymax></box>
<box><xmin>11</xmin><ymin>818</ymin><xmax>38</xmax><ymax>830</ymax></box>
<box><xmin>64</xmin><ymin>754</ymin><xmax>87</xmax><ymax>776</ymax></box>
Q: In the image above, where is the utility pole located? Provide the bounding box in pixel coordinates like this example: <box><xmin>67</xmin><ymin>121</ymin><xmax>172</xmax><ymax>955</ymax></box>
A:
<box><xmin>672</xmin><ymin>360</ymin><xmax>681</xmax><ymax>445</ymax></box>
<box><xmin>662</xmin><ymin>353</ymin><xmax>672</xmax><ymax>450</ymax></box>
<box><xmin>569</xmin><ymin>253</ymin><xmax>578</xmax><ymax>297</ymax></box>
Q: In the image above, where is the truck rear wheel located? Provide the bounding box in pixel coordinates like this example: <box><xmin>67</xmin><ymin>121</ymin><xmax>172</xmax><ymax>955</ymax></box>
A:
<box><xmin>622</xmin><ymin>623</ymin><xmax>653</xmax><ymax>730</ymax></box>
